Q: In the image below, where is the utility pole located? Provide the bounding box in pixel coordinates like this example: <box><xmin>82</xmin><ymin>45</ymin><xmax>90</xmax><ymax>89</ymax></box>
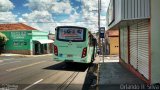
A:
<box><xmin>98</xmin><ymin>0</ymin><xmax>104</xmax><ymax>62</ymax></box>
<box><xmin>98</xmin><ymin>0</ymin><xmax>101</xmax><ymax>44</ymax></box>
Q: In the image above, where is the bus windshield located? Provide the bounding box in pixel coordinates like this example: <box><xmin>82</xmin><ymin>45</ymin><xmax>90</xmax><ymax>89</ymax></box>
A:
<box><xmin>57</xmin><ymin>27</ymin><xmax>86</xmax><ymax>42</ymax></box>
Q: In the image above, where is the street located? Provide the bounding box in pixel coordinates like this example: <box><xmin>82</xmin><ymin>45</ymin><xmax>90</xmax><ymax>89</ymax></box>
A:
<box><xmin>0</xmin><ymin>55</ymin><xmax>97</xmax><ymax>90</ymax></box>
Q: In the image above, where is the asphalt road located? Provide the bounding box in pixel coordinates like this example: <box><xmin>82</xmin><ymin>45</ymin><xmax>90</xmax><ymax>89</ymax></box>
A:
<box><xmin>0</xmin><ymin>55</ymin><xmax>95</xmax><ymax>90</ymax></box>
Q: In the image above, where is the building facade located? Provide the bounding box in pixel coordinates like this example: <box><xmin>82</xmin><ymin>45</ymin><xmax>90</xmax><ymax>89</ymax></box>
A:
<box><xmin>106</xmin><ymin>30</ymin><xmax>119</xmax><ymax>55</ymax></box>
<box><xmin>106</xmin><ymin>0</ymin><xmax>160</xmax><ymax>84</ymax></box>
<box><xmin>0</xmin><ymin>23</ymin><xmax>53</xmax><ymax>55</ymax></box>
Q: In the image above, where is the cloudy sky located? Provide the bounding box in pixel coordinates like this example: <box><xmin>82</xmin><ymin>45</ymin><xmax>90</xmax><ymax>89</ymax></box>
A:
<box><xmin>0</xmin><ymin>0</ymin><xmax>110</xmax><ymax>33</ymax></box>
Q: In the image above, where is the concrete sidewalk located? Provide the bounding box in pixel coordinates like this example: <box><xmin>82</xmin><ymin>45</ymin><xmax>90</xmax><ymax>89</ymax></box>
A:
<box><xmin>98</xmin><ymin>55</ymin><xmax>145</xmax><ymax>90</ymax></box>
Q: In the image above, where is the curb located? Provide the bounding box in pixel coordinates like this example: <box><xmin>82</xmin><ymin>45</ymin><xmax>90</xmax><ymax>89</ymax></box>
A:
<box><xmin>96</xmin><ymin>63</ymin><xmax>100</xmax><ymax>90</ymax></box>
<box><xmin>99</xmin><ymin>55</ymin><xmax>119</xmax><ymax>57</ymax></box>
<box><xmin>25</xmin><ymin>54</ymin><xmax>52</xmax><ymax>57</ymax></box>
<box><xmin>96</xmin><ymin>55</ymin><xmax>101</xmax><ymax>90</ymax></box>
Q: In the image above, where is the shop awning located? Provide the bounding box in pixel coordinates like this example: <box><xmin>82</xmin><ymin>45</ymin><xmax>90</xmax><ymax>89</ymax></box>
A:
<box><xmin>33</xmin><ymin>40</ymin><xmax>54</xmax><ymax>44</ymax></box>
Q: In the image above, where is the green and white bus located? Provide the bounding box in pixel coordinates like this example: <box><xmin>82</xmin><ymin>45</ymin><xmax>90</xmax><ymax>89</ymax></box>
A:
<box><xmin>53</xmin><ymin>26</ymin><xmax>97</xmax><ymax>63</ymax></box>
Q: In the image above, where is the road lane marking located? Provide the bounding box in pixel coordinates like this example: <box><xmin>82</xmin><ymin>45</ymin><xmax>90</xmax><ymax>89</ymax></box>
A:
<box><xmin>23</xmin><ymin>79</ymin><xmax>43</xmax><ymax>90</ymax></box>
<box><xmin>0</xmin><ymin>61</ymin><xmax>21</xmax><ymax>66</ymax></box>
<box><xmin>6</xmin><ymin>61</ymin><xmax>46</xmax><ymax>72</ymax></box>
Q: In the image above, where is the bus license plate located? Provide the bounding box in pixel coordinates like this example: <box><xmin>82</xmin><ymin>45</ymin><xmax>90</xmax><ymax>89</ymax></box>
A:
<box><xmin>67</xmin><ymin>54</ymin><xmax>73</xmax><ymax>57</ymax></box>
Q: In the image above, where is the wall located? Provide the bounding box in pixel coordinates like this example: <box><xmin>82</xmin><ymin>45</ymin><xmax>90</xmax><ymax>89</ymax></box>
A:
<box><xmin>122</xmin><ymin>0</ymin><xmax>150</xmax><ymax>20</ymax></box>
<box><xmin>109</xmin><ymin>37</ymin><xmax>119</xmax><ymax>55</ymax></box>
<box><xmin>107</xmin><ymin>0</ymin><xmax>122</xmax><ymax>29</ymax></box>
<box><xmin>151</xmin><ymin>0</ymin><xmax>160</xmax><ymax>84</ymax></box>
<box><xmin>1</xmin><ymin>31</ymin><xmax>32</xmax><ymax>51</ymax></box>
<box><xmin>120</xmin><ymin>27</ymin><xmax>128</xmax><ymax>63</ymax></box>
<box><xmin>31</xmin><ymin>30</ymin><xmax>49</xmax><ymax>55</ymax></box>
<box><xmin>107</xmin><ymin>0</ymin><xmax>150</xmax><ymax>30</ymax></box>
<box><xmin>32</xmin><ymin>30</ymin><xmax>48</xmax><ymax>40</ymax></box>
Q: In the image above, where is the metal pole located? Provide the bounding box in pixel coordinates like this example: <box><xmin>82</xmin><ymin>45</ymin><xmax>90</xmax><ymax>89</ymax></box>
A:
<box><xmin>102</xmin><ymin>38</ymin><xmax>104</xmax><ymax>63</ymax></box>
<box><xmin>98</xmin><ymin>0</ymin><xmax>104</xmax><ymax>62</ymax></box>
<box><xmin>98</xmin><ymin>0</ymin><xmax>100</xmax><ymax>34</ymax></box>
<box><xmin>98</xmin><ymin>0</ymin><xmax>100</xmax><ymax>50</ymax></box>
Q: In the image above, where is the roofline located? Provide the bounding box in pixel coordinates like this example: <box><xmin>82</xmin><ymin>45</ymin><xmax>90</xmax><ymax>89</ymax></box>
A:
<box><xmin>0</xmin><ymin>23</ymin><xmax>37</xmax><ymax>30</ymax></box>
<box><xmin>0</xmin><ymin>29</ymin><xmax>35</xmax><ymax>32</ymax></box>
<box><xmin>19</xmin><ymin>23</ymin><xmax>37</xmax><ymax>30</ymax></box>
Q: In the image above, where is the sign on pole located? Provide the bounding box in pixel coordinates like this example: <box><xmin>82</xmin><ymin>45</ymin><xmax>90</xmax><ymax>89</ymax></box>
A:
<box><xmin>100</xmin><ymin>27</ymin><xmax>105</xmax><ymax>38</ymax></box>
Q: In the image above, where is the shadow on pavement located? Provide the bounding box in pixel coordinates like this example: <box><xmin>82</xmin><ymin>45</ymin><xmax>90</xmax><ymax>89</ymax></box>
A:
<box><xmin>82</xmin><ymin>63</ymin><xmax>98</xmax><ymax>90</ymax></box>
<box><xmin>44</xmin><ymin>62</ymin><xmax>98</xmax><ymax>90</ymax></box>
<box><xmin>43</xmin><ymin>62</ymin><xmax>90</xmax><ymax>72</ymax></box>
<box><xmin>98</xmin><ymin>62</ymin><xmax>146</xmax><ymax>90</ymax></box>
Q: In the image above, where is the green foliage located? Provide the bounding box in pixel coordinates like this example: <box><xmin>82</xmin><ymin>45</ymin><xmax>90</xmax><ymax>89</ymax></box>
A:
<box><xmin>0</xmin><ymin>32</ymin><xmax>8</xmax><ymax>54</ymax></box>
<box><xmin>0</xmin><ymin>32</ymin><xmax>8</xmax><ymax>43</ymax></box>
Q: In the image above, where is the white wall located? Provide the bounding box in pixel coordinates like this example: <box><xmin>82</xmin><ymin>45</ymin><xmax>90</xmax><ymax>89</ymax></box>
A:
<box><xmin>107</xmin><ymin>0</ymin><xmax>150</xmax><ymax>30</ymax></box>
<box><xmin>107</xmin><ymin>0</ymin><xmax>122</xmax><ymax>29</ymax></box>
<box><xmin>122</xmin><ymin>0</ymin><xmax>150</xmax><ymax>20</ymax></box>
<box><xmin>151</xmin><ymin>0</ymin><xmax>160</xmax><ymax>84</ymax></box>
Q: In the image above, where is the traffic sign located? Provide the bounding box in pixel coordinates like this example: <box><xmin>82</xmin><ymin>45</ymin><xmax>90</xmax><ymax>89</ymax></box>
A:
<box><xmin>100</xmin><ymin>27</ymin><xmax>105</xmax><ymax>38</ymax></box>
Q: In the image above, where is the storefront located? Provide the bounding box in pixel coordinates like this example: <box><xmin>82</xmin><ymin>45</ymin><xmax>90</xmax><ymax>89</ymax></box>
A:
<box><xmin>0</xmin><ymin>23</ymin><xmax>53</xmax><ymax>55</ymax></box>
<box><xmin>32</xmin><ymin>39</ymin><xmax>54</xmax><ymax>55</ymax></box>
<box><xmin>107</xmin><ymin>0</ymin><xmax>160</xmax><ymax>84</ymax></box>
<box><xmin>106</xmin><ymin>30</ymin><xmax>119</xmax><ymax>55</ymax></box>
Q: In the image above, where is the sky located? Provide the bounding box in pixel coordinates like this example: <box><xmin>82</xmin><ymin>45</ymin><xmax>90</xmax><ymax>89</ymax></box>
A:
<box><xmin>0</xmin><ymin>0</ymin><xmax>110</xmax><ymax>33</ymax></box>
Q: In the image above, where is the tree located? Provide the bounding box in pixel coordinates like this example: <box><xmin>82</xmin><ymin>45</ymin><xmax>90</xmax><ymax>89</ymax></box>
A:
<box><xmin>0</xmin><ymin>32</ymin><xmax>8</xmax><ymax>54</ymax></box>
